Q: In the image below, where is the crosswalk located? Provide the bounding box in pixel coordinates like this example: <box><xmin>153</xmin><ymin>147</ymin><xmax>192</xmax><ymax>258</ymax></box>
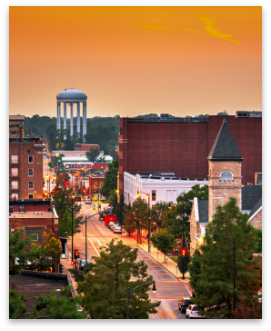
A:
<box><xmin>153</xmin><ymin>309</ymin><xmax>178</xmax><ymax>319</ymax></box>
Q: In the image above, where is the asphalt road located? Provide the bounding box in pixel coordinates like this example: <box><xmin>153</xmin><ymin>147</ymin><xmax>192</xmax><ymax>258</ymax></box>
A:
<box><xmin>72</xmin><ymin>202</ymin><xmax>190</xmax><ymax>319</ymax></box>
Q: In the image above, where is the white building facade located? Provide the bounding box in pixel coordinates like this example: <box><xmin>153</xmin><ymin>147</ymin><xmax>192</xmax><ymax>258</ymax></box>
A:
<box><xmin>124</xmin><ymin>171</ymin><xmax>209</xmax><ymax>207</ymax></box>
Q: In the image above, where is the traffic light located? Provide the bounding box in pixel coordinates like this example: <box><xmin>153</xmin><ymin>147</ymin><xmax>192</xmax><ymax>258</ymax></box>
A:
<box><xmin>58</xmin><ymin>214</ymin><xmax>61</xmax><ymax>218</ymax></box>
<box><xmin>59</xmin><ymin>263</ymin><xmax>63</xmax><ymax>274</ymax></box>
<box><xmin>181</xmin><ymin>248</ymin><xmax>187</xmax><ymax>256</ymax></box>
<box><xmin>64</xmin><ymin>181</ymin><xmax>68</xmax><ymax>186</ymax></box>
<box><xmin>74</xmin><ymin>249</ymin><xmax>79</xmax><ymax>259</ymax></box>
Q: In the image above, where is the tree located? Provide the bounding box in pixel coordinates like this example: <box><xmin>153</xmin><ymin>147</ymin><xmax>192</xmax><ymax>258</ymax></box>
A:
<box><xmin>115</xmin><ymin>193</ymin><xmax>125</xmax><ymax>226</ymax></box>
<box><xmin>9</xmin><ymin>228</ymin><xmax>35</xmax><ymax>275</ymax></box>
<box><xmin>188</xmin><ymin>249</ymin><xmax>202</xmax><ymax>295</ymax></box>
<box><xmin>255</xmin><ymin>228</ymin><xmax>262</xmax><ymax>253</ymax></box>
<box><xmin>52</xmin><ymin>187</ymin><xmax>83</xmax><ymax>234</ymax></box>
<box><xmin>9</xmin><ymin>229</ymin><xmax>86</xmax><ymax>319</ymax></box>
<box><xmin>77</xmin><ymin>239</ymin><xmax>160</xmax><ymax>319</ymax></box>
<box><xmin>232</xmin><ymin>296</ymin><xmax>262</xmax><ymax>319</ymax></box>
<box><xmin>100</xmin><ymin>159</ymin><xmax>118</xmax><ymax>198</ymax></box>
<box><xmin>86</xmin><ymin>147</ymin><xmax>100</xmax><ymax>162</ymax></box>
<box><xmin>59</xmin><ymin>208</ymin><xmax>82</xmax><ymax>237</ymax></box>
<box><xmin>150</xmin><ymin>230</ymin><xmax>176</xmax><ymax>254</ymax></box>
<box><xmin>56</xmin><ymin>171</ymin><xmax>70</xmax><ymax>187</ymax></box>
<box><xmin>30</xmin><ymin>231</ymin><xmax>62</xmax><ymax>271</ymax></box>
<box><xmin>190</xmin><ymin>198</ymin><xmax>261</xmax><ymax>319</ymax></box>
<box><xmin>123</xmin><ymin>197</ymin><xmax>150</xmax><ymax>244</ymax></box>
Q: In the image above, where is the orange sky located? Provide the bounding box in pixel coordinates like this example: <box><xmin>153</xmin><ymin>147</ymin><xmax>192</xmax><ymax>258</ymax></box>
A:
<box><xmin>9</xmin><ymin>6</ymin><xmax>262</xmax><ymax>118</ymax></box>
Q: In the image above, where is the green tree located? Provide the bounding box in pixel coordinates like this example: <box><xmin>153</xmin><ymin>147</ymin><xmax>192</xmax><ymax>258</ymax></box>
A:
<box><xmin>56</xmin><ymin>171</ymin><xmax>70</xmax><ymax>187</ymax></box>
<box><xmin>86</xmin><ymin>147</ymin><xmax>100</xmax><ymax>162</ymax></box>
<box><xmin>255</xmin><ymin>228</ymin><xmax>262</xmax><ymax>253</ymax></box>
<box><xmin>188</xmin><ymin>249</ymin><xmax>202</xmax><ymax>294</ymax></box>
<box><xmin>59</xmin><ymin>208</ymin><xmax>82</xmax><ymax>237</ymax></box>
<box><xmin>115</xmin><ymin>193</ymin><xmax>125</xmax><ymax>226</ymax></box>
<box><xmin>150</xmin><ymin>229</ymin><xmax>176</xmax><ymax>253</ymax></box>
<box><xmin>30</xmin><ymin>231</ymin><xmax>62</xmax><ymax>271</ymax></box>
<box><xmin>52</xmin><ymin>187</ymin><xmax>83</xmax><ymax>234</ymax></box>
<box><xmin>77</xmin><ymin>239</ymin><xmax>160</xmax><ymax>319</ymax></box>
<box><xmin>190</xmin><ymin>197</ymin><xmax>261</xmax><ymax>319</ymax></box>
<box><xmin>100</xmin><ymin>159</ymin><xmax>118</xmax><ymax>198</ymax></box>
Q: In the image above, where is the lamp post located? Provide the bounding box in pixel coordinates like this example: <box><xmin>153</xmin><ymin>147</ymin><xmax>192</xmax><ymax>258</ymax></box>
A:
<box><xmin>213</xmin><ymin>234</ymin><xmax>236</xmax><ymax>311</ymax></box>
<box><xmin>127</xmin><ymin>281</ymin><xmax>156</xmax><ymax>319</ymax></box>
<box><xmin>71</xmin><ymin>194</ymin><xmax>76</xmax><ymax>262</ymax></box>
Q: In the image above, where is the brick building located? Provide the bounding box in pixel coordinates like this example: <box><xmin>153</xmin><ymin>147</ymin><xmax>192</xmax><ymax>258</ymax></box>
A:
<box><xmin>9</xmin><ymin>137</ymin><xmax>45</xmax><ymax>199</ymax></box>
<box><xmin>190</xmin><ymin>119</ymin><xmax>262</xmax><ymax>256</ymax></box>
<box><xmin>89</xmin><ymin>173</ymin><xmax>105</xmax><ymax>198</ymax></box>
<box><xmin>118</xmin><ymin>112</ymin><xmax>262</xmax><ymax>194</ymax></box>
<box><xmin>9</xmin><ymin>199</ymin><xmax>60</xmax><ymax>270</ymax></box>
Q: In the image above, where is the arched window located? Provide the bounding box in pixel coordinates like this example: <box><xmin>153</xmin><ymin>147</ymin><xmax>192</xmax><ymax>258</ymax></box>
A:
<box><xmin>220</xmin><ymin>170</ymin><xmax>233</xmax><ymax>181</ymax></box>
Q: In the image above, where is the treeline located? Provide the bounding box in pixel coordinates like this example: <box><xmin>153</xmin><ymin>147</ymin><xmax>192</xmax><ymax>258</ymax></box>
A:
<box><xmin>23</xmin><ymin>115</ymin><xmax>120</xmax><ymax>155</ymax></box>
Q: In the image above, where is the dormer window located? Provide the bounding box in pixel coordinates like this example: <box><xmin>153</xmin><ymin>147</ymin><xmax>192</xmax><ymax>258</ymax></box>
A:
<box><xmin>220</xmin><ymin>170</ymin><xmax>233</xmax><ymax>181</ymax></box>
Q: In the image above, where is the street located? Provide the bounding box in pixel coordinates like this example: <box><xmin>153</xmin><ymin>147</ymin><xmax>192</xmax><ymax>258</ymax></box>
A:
<box><xmin>70</xmin><ymin>202</ymin><xmax>190</xmax><ymax>319</ymax></box>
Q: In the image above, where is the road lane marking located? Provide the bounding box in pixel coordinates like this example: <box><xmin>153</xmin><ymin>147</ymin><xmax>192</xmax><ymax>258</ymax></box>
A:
<box><xmin>158</xmin><ymin>310</ymin><xmax>165</xmax><ymax>319</ymax></box>
<box><xmin>152</xmin><ymin>315</ymin><xmax>155</xmax><ymax>319</ymax></box>
<box><xmin>170</xmin><ymin>310</ymin><xmax>177</xmax><ymax>319</ymax></box>
<box><xmin>164</xmin><ymin>309</ymin><xmax>171</xmax><ymax>319</ymax></box>
<box><xmin>88</xmin><ymin>238</ymin><xmax>100</xmax><ymax>257</ymax></box>
<box><xmin>185</xmin><ymin>284</ymin><xmax>192</xmax><ymax>296</ymax></box>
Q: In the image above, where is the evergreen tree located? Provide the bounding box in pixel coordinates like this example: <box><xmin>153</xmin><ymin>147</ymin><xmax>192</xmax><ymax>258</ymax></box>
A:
<box><xmin>100</xmin><ymin>159</ymin><xmax>118</xmax><ymax>198</ymax></box>
<box><xmin>77</xmin><ymin>239</ymin><xmax>160</xmax><ymax>319</ymax></box>
<box><xmin>190</xmin><ymin>198</ymin><xmax>261</xmax><ymax>319</ymax></box>
<box><xmin>188</xmin><ymin>249</ymin><xmax>202</xmax><ymax>295</ymax></box>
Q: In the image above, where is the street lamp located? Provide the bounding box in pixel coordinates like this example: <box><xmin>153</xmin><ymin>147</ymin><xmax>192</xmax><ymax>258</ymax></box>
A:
<box><xmin>45</xmin><ymin>174</ymin><xmax>50</xmax><ymax>194</ymax></box>
<box><xmin>127</xmin><ymin>281</ymin><xmax>157</xmax><ymax>319</ymax></box>
<box><xmin>71</xmin><ymin>195</ymin><xmax>76</xmax><ymax>262</ymax></box>
<box><xmin>213</xmin><ymin>234</ymin><xmax>236</xmax><ymax>311</ymax></box>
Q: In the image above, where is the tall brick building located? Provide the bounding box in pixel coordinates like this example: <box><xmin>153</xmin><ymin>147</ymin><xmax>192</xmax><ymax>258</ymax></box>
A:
<box><xmin>118</xmin><ymin>112</ymin><xmax>262</xmax><ymax>194</ymax></box>
<box><xmin>9</xmin><ymin>137</ymin><xmax>45</xmax><ymax>199</ymax></box>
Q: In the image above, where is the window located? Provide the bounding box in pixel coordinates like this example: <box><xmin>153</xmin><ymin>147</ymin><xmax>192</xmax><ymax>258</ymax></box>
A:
<box><xmin>152</xmin><ymin>190</ymin><xmax>156</xmax><ymax>201</ymax></box>
<box><xmin>28</xmin><ymin>193</ymin><xmax>34</xmax><ymax>199</ymax></box>
<box><xmin>28</xmin><ymin>181</ymin><xmax>34</xmax><ymax>189</ymax></box>
<box><xmin>100</xmin><ymin>183</ymin><xmax>103</xmax><ymax>188</ymax></box>
<box><xmin>11</xmin><ymin>168</ymin><xmax>18</xmax><ymax>177</ymax></box>
<box><xmin>94</xmin><ymin>182</ymin><xmax>98</xmax><ymax>189</ymax></box>
<box><xmin>11</xmin><ymin>181</ymin><xmax>18</xmax><ymax>189</ymax></box>
<box><xmin>28</xmin><ymin>155</ymin><xmax>34</xmax><ymax>163</ymax></box>
<box><xmin>11</xmin><ymin>193</ymin><xmax>18</xmax><ymax>199</ymax></box>
<box><xmin>11</xmin><ymin>155</ymin><xmax>18</xmax><ymax>164</ymax></box>
<box><xmin>26</xmin><ymin>229</ymin><xmax>43</xmax><ymax>245</ymax></box>
<box><xmin>255</xmin><ymin>173</ymin><xmax>262</xmax><ymax>185</ymax></box>
<box><xmin>28</xmin><ymin>168</ymin><xmax>34</xmax><ymax>176</ymax></box>
<box><xmin>166</xmin><ymin>190</ymin><xmax>171</xmax><ymax>201</ymax></box>
<box><xmin>220</xmin><ymin>170</ymin><xmax>233</xmax><ymax>181</ymax></box>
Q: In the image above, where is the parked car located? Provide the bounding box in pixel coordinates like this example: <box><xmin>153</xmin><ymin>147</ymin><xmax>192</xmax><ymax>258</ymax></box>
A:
<box><xmin>178</xmin><ymin>298</ymin><xmax>191</xmax><ymax>313</ymax></box>
<box><xmin>110</xmin><ymin>223</ymin><xmax>119</xmax><ymax>231</ymax></box>
<box><xmin>76</xmin><ymin>197</ymin><xmax>81</xmax><ymax>201</ymax></box>
<box><xmin>113</xmin><ymin>226</ymin><xmax>122</xmax><ymax>234</ymax></box>
<box><xmin>186</xmin><ymin>304</ymin><xmax>206</xmax><ymax>319</ymax></box>
<box><xmin>79</xmin><ymin>260</ymin><xmax>91</xmax><ymax>270</ymax></box>
<box><xmin>85</xmin><ymin>199</ymin><xmax>92</xmax><ymax>204</ymax></box>
<box><xmin>108</xmin><ymin>221</ymin><xmax>116</xmax><ymax>229</ymax></box>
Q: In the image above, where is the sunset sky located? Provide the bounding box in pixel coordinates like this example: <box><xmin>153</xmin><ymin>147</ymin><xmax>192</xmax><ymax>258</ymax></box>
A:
<box><xmin>9</xmin><ymin>6</ymin><xmax>262</xmax><ymax>118</ymax></box>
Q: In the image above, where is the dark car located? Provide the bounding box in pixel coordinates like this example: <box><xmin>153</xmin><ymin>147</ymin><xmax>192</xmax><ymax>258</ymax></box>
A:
<box><xmin>178</xmin><ymin>298</ymin><xmax>191</xmax><ymax>313</ymax></box>
<box><xmin>79</xmin><ymin>260</ymin><xmax>91</xmax><ymax>270</ymax></box>
<box><xmin>76</xmin><ymin>197</ymin><xmax>81</xmax><ymax>201</ymax></box>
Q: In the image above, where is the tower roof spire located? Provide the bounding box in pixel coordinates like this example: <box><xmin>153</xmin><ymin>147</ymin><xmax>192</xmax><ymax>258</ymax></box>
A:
<box><xmin>208</xmin><ymin>119</ymin><xmax>242</xmax><ymax>160</ymax></box>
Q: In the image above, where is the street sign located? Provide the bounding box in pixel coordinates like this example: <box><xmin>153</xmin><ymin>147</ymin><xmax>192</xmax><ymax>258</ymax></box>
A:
<box><xmin>97</xmin><ymin>200</ymin><xmax>101</xmax><ymax>206</ymax></box>
<box><xmin>92</xmin><ymin>197</ymin><xmax>96</xmax><ymax>201</ymax></box>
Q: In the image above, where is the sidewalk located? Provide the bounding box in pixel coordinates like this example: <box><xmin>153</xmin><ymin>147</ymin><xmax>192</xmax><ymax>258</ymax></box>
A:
<box><xmin>60</xmin><ymin>249</ymin><xmax>78</xmax><ymax>297</ymax></box>
<box><xmin>135</xmin><ymin>239</ymin><xmax>192</xmax><ymax>291</ymax></box>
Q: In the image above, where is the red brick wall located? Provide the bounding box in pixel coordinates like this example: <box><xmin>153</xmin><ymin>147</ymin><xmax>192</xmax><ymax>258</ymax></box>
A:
<box><xmin>119</xmin><ymin>116</ymin><xmax>262</xmax><ymax>193</ymax></box>
<box><xmin>250</xmin><ymin>209</ymin><xmax>262</xmax><ymax>229</ymax></box>
<box><xmin>9</xmin><ymin>141</ymin><xmax>44</xmax><ymax>199</ymax></box>
<box><xmin>75</xmin><ymin>144</ymin><xmax>100</xmax><ymax>151</ymax></box>
<box><xmin>11</xmin><ymin>205</ymin><xmax>51</xmax><ymax>212</ymax></box>
<box><xmin>9</xmin><ymin>217</ymin><xmax>59</xmax><ymax>239</ymax></box>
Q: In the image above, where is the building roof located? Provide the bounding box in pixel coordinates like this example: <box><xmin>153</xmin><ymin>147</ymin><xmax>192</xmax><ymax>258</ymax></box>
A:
<box><xmin>92</xmin><ymin>163</ymin><xmax>108</xmax><ymax>170</ymax></box>
<box><xmin>9</xmin><ymin>211</ymin><xmax>58</xmax><ymax>218</ymax></box>
<box><xmin>249</xmin><ymin>197</ymin><xmax>262</xmax><ymax>218</ymax></box>
<box><xmin>242</xmin><ymin>185</ymin><xmax>262</xmax><ymax>211</ymax></box>
<box><xmin>9</xmin><ymin>115</ymin><xmax>25</xmax><ymax>121</ymax></box>
<box><xmin>209</xmin><ymin>119</ymin><xmax>242</xmax><ymax>159</ymax></box>
<box><xmin>198</xmin><ymin>200</ymin><xmax>209</xmax><ymax>223</ymax></box>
